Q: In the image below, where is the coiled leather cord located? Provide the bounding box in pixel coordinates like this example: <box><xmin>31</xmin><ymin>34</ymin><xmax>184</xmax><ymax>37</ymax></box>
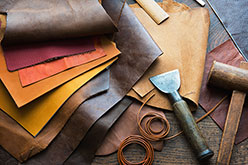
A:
<box><xmin>137</xmin><ymin>94</ymin><xmax>170</xmax><ymax>141</ymax></box>
<box><xmin>117</xmin><ymin>135</ymin><xmax>154</xmax><ymax>165</ymax></box>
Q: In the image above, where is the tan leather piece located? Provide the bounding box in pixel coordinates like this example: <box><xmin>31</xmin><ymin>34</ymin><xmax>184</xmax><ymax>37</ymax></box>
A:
<box><xmin>0</xmin><ymin>69</ymin><xmax>110</xmax><ymax>163</ymax></box>
<box><xmin>1</xmin><ymin>0</ymin><xmax>117</xmax><ymax>44</ymax></box>
<box><xmin>96</xmin><ymin>101</ymin><xmax>165</xmax><ymax>156</ymax></box>
<box><xmin>127</xmin><ymin>2</ymin><xmax>210</xmax><ymax>111</ymax></box>
<box><xmin>0</xmin><ymin>37</ymin><xmax>120</xmax><ymax>108</ymax></box>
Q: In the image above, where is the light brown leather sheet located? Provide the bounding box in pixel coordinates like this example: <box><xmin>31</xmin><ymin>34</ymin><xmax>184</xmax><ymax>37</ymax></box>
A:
<box><xmin>127</xmin><ymin>0</ymin><xmax>210</xmax><ymax>111</ymax></box>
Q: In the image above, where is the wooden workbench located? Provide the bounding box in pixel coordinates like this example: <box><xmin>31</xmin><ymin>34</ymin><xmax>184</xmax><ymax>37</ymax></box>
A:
<box><xmin>93</xmin><ymin>0</ymin><xmax>248</xmax><ymax>164</ymax></box>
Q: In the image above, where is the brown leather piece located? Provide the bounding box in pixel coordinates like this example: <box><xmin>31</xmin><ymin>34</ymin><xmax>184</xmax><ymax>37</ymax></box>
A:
<box><xmin>64</xmin><ymin>97</ymin><xmax>133</xmax><ymax>165</ymax></box>
<box><xmin>207</xmin><ymin>0</ymin><xmax>248</xmax><ymax>59</ymax></box>
<box><xmin>12</xmin><ymin>0</ymin><xmax>161</xmax><ymax>164</ymax></box>
<box><xmin>0</xmin><ymin>146</ymin><xmax>17</xmax><ymax>165</ymax></box>
<box><xmin>199</xmin><ymin>39</ymin><xmax>248</xmax><ymax>144</ymax></box>
<box><xmin>0</xmin><ymin>69</ymin><xmax>110</xmax><ymax>163</ymax></box>
<box><xmin>1</xmin><ymin>0</ymin><xmax>117</xmax><ymax>44</ymax></box>
<box><xmin>96</xmin><ymin>101</ymin><xmax>165</xmax><ymax>156</ymax></box>
<box><xmin>127</xmin><ymin>1</ymin><xmax>210</xmax><ymax>111</ymax></box>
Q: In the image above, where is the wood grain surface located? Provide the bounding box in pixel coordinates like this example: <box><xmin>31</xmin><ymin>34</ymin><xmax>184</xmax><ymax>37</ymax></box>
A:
<box><xmin>217</xmin><ymin>90</ymin><xmax>246</xmax><ymax>165</ymax></box>
<box><xmin>92</xmin><ymin>0</ymin><xmax>248</xmax><ymax>164</ymax></box>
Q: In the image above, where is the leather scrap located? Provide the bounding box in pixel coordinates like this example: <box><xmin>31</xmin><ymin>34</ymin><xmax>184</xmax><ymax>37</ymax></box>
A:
<box><xmin>18</xmin><ymin>38</ymin><xmax>106</xmax><ymax>86</ymax></box>
<box><xmin>96</xmin><ymin>101</ymin><xmax>165</xmax><ymax>156</ymax></box>
<box><xmin>0</xmin><ymin>69</ymin><xmax>110</xmax><ymax>162</ymax></box>
<box><xmin>18</xmin><ymin>0</ymin><xmax>162</xmax><ymax>164</ymax></box>
<box><xmin>64</xmin><ymin>97</ymin><xmax>133</xmax><ymax>165</ymax></box>
<box><xmin>0</xmin><ymin>37</ymin><xmax>120</xmax><ymax>108</ymax></box>
<box><xmin>207</xmin><ymin>0</ymin><xmax>248</xmax><ymax>59</ymax></box>
<box><xmin>127</xmin><ymin>1</ymin><xmax>210</xmax><ymax>111</ymax></box>
<box><xmin>199</xmin><ymin>39</ymin><xmax>248</xmax><ymax>144</ymax></box>
<box><xmin>0</xmin><ymin>146</ymin><xmax>17</xmax><ymax>165</ymax></box>
<box><xmin>3</xmin><ymin>37</ymin><xmax>95</xmax><ymax>71</ymax></box>
<box><xmin>0</xmin><ymin>0</ymin><xmax>117</xmax><ymax>44</ymax></box>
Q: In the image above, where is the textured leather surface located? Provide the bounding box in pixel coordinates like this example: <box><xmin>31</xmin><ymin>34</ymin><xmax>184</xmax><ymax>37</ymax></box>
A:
<box><xmin>199</xmin><ymin>39</ymin><xmax>248</xmax><ymax>144</ymax></box>
<box><xmin>0</xmin><ymin>0</ymin><xmax>117</xmax><ymax>44</ymax></box>
<box><xmin>207</xmin><ymin>0</ymin><xmax>248</xmax><ymax>59</ymax></box>
<box><xmin>0</xmin><ymin>69</ymin><xmax>110</xmax><ymax>162</ymax></box>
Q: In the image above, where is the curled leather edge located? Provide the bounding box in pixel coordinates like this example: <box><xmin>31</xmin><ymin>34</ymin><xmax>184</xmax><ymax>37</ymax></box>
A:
<box><xmin>0</xmin><ymin>0</ymin><xmax>118</xmax><ymax>45</ymax></box>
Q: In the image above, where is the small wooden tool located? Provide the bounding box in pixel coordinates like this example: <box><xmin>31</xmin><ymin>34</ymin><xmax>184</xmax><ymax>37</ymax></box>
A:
<box><xmin>136</xmin><ymin>0</ymin><xmax>169</xmax><ymax>24</ymax></box>
<box><xmin>208</xmin><ymin>61</ymin><xmax>248</xmax><ymax>165</ymax></box>
<box><xmin>195</xmin><ymin>0</ymin><xmax>205</xmax><ymax>7</ymax></box>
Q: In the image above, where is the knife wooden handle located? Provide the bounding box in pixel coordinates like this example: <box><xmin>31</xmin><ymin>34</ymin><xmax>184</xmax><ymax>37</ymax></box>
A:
<box><xmin>171</xmin><ymin>96</ymin><xmax>214</xmax><ymax>161</ymax></box>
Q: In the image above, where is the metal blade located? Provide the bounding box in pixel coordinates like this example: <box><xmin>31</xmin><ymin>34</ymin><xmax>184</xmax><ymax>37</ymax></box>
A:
<box><xmin>149</xmin><ymin>69</ymin><xmax>181</xmax><ymax>94</ymax></box>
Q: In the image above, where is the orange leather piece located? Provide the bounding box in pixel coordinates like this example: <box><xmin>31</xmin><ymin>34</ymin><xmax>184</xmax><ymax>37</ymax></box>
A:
<box><xmin>18</xmin><ymin>39</ymin><xmax>106</xmax><ymax>86</ymax></box>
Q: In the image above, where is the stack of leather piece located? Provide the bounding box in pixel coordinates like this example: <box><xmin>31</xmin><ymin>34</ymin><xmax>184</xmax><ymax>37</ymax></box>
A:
<box><xmin>0</xmin><ymin>0</ymin><xmax>162</xmax><ymax>164</ymax></box>
<box><xmin>1</xmin><ymin>0</ymin><xmax>247</xmax><ymax>164</ymax></box>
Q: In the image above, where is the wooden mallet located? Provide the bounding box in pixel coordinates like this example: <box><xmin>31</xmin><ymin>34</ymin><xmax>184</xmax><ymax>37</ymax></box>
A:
<box><xmin>207</xmin><ymin>61</ymin><xmax>248</xmax><ymax>165</ymax></box>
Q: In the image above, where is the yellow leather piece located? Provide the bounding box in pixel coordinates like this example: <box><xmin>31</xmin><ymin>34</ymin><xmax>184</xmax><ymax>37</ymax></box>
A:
<box><xmin>0</xmin><ymin>57</ymin><xmax>117</xmax><ymax>136</ymax></box>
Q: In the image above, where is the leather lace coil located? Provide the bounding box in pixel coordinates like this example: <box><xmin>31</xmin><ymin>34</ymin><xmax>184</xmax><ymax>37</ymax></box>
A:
<box><xmin>137</xmin><ymin>94</ymin><xmax>170</xmax><ymax>141</ymax></box>
<box><xmin>117</xmin><ymin>135</ymin><xmax>154</xmax><ymax>165</ymax></box>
